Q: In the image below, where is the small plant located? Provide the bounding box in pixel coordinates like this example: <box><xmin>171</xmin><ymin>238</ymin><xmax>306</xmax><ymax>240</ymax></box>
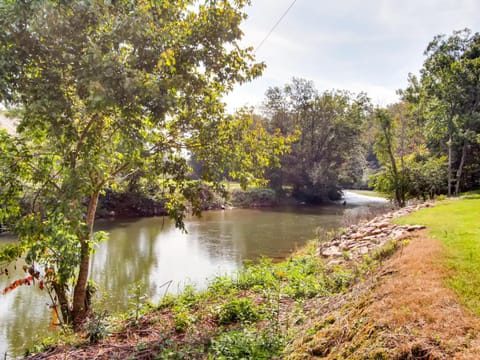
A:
<box><xmin>208</xmin><ymin>275</ymin><xmax>235</xmax><ymax>296</ymax></box>
<box><xmin>128</xmin><ymin>281</ymin><xmax>149</xmax><ymax>322</ymax></box>
<box><xmin>372</xmin><ymin>240</ymin><xmax>399</xmax><ymax>262</ymax></box>
<box><xmin>210</xmin><ymin>328</ymin><xmax>284</xmax><ymax>359</ymax></box>
<box><xmin>26</xmin><ymin>327</ymin><xmax>77</xmax><ymax>356</ymax></box>
<box><xmin>326</xmin><ymin>267</ymin><xmax>355</xmax><ymax>292</ymax></box>
<box><xmin>217</xmin><ymin>297</ymin><xmax>260</xmax><ymax>325</ymax></box>
<box><xmin>235</xmin><ymin>258</ymin><xmax>277</xmax><ymax>290</ymax></box>
<box><xmin>158</xmin><ymin>293</ymin><xmax>176</xmax><ymax>309</ymax></box>
<box><xmin>176</xmin><ymin>284</ymin><xmax>198</xmax><ymax>307</ymax></box>
<box><xmin>156</xmin><ymin>340</ymin><xmax>204</xmax><ymax>359</ymax></box>
<box><xmin>137</xmin><ymin>342</ymin><xmax>148</xmax><ymax>351</ymax></box>
<box><xmin>173</xmin><ymin>305</ymin><xmax>194</xmax><ymax>333</ymax></box>
<box><xmin>85</xmin><ymin>311</ymin><xmax>109</xmax><ymax>344</ymax></box>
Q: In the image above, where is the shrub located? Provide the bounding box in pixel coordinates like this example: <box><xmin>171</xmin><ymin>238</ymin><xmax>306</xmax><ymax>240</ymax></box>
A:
<box><xmin>85</xmin><ymin>311</ymin><xmax>109</xmax><ymax>343</ymax></box>
<box><xmin>217</xmin><ymin>298</ymin><xmax>260</xmax><ymax>325</ymax></box>
<box><xmin>230</xmin><ymin>188</ymin><xmax>276</xmax><ymax>208</ymax></box>
<box><xmin>173</xmin><ymin>305</ymin><xmax>195</xmax><ymax>333</ymax></box>
<box><xmin>210</xmin><ymin>328</ymin><xmax>284</xmax><ymax>359</ymax></box>
<box><xmin>235</xmin><ymin>258</ymin><xmax>277</xmax><ymax>290</ymax></box>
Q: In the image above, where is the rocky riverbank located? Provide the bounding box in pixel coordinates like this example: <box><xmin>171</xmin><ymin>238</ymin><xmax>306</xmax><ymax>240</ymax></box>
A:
<box><xmin>284</xmin><ymin>200</ymin><xmax>480</xmax><ymax>359</ymax></box>
<box><xmin>318</xmin><ymin>202</ymin><xmax>431</xmax><ymax>264</ymax></box>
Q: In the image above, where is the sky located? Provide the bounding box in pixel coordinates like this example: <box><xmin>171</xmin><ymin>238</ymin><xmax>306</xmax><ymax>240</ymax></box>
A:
<box><xmin>225</xmin><ymin>0</ymin><xmax>480</xmax><ymax>112</ymax></box>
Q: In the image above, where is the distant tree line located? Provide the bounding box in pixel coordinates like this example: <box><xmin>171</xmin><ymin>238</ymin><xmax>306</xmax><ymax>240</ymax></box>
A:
<box><xmin>237</xmin><ymin>29</ymin><xmax>480</xmax><ymax>206</ymax></box>
<box><xmin>372</xmin><ymin>29</ymin><xmax>480</xmax><ymax>205</ymax></box>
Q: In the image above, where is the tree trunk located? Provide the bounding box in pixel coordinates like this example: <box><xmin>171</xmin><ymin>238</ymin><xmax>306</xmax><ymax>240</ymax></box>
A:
<box><xmin>454</xmin><ymin>141</ymin><xmax>467</xmax><ymax>196</ymax></box>
<box><xmin>447</xmin><ymin>134</ymin><xmax>452</xmax><ymax>196</ymax></box>
<box><xmin>52</xmin><ymin>282</ymin><xmax>72</xmax><ymax>324</ymax></box>
<box><xmin>72</xmin><ymin>190</ymin><xmax>99</xmax><ymax>328</ymax></box>
<box><xmin>387</xmin><ymin>145</ymin><xmax>403</xmax><ymax>206</ymax></box>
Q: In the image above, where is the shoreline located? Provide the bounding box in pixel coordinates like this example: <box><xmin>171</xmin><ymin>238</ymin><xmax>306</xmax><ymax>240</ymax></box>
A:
<box><xmin>25</xmin><ymin>201</ymin><xmax>430</xmax><ymax>360</ymax></box>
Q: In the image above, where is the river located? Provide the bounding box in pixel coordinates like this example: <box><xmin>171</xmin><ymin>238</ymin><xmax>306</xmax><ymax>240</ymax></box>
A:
<box><xmin>0</xmin><ymin>191</ymin><xmax>386</xmax><ymax>358</ymax></box>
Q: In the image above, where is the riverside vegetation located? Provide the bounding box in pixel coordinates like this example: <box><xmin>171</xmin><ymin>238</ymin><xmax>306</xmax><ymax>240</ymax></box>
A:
<box><xmin>5</xmin><ymin>202</ymin><xmax>407</xmax><ymax>358</ymax></box>
<box><xmin>23</xmin><ymin>195</ymin><xmax>480</xmax><ymax>359</ymax></box>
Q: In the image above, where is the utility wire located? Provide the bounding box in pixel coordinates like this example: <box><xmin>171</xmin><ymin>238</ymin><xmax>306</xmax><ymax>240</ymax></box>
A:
<box><xmin>255</xmin><ymin>0</ymin><xmax>299</xmax><ymax>53</ymax></box>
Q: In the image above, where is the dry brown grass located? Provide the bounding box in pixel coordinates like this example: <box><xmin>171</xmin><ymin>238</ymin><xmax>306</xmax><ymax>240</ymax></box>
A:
<box><xmin>284</xmin><ymin>231</ymin><xmax>480</xmax><ymax>359</ymax></box>
<box><xmin>368</xmin><ymin>230</ymin><xmax>480</xmax><ymax>359</ymax></box>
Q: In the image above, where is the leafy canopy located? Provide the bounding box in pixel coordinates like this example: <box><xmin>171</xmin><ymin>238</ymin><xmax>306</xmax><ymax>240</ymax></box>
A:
<box><xmin>0</xmin><ymin>0</ymin><xmax>291</xmax><ymax>323</ymax></box>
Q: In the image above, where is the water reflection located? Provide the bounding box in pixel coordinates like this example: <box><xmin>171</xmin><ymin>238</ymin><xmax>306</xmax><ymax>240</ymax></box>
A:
<box><xmin>90</xmin><ymin>205</ymin><xmax>347</xmax><ymax>312</ymax></box>
<box><xmin>0</xmin><ymin>257</ymin><xmax>51</xmax><ymax>358</ymax></box>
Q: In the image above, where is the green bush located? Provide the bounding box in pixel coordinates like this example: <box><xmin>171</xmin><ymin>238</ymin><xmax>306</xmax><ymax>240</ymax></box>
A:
<box><xmin>230</xmin><ymin>188</ymin><xmax>276</xmax><ymax>208</ymax></box>
<box><xmin>217</xmin><ymin>298</ymin><xmax>260</xmax><ymax>325</ymax></box>
<box><xmin>210</xmin><ymin>328</ymin><xmax>283</xmax><ymax>359</ymax></box>
<box><xmin>235</xmin><ymin>258</ymin><xmax>277</xmax><ymax>290</ymax></box>
<box><xmin>173</xmin><ymin>305</ymin><xmax>194</xmax><ymax>333</ymax></box>
<box><xmin>175</xmin><ymin>284</ymin><xmax>198</xmax><ymax>307</ymax></box>
<box><xmin>276</xmin><ymin>256</ymin><xmax>328</xmax><ymax>299</ymax></box>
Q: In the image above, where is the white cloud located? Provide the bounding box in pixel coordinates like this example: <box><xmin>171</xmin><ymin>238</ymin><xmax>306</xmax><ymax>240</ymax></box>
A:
<box><xmin>226</xmin><ymin>0</ymin><xmax>480</xmax><ymax>112</ymax></box>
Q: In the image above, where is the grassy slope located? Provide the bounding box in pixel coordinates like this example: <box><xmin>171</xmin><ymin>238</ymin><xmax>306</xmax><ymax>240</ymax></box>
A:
<box><xmin>27</xmin><ymin>242</ymin><xmax>358</xmax><ymax>359</ymax></box>
<box><xmin>284</xmin><ymin>197</ymin><xmax>480</xmax><ymax>359</ymax></box>
<box><xmin>395</xmin><ymin>194</ymin><xmax>480</xmax><ymax>314</ymax></box>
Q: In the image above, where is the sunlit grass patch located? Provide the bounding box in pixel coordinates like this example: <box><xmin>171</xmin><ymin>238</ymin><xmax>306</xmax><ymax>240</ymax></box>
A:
<box><xmin>394</xmin><ymin>196</ymin><xmax>480</xmax><ymax>314</ymax></box>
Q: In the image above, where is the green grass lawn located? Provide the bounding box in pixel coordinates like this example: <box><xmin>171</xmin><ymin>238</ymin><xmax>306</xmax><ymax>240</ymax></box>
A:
<box><xmin>395</xmin><ymin>193</ymin><xmax>480</xmax><ymax>315</ymax></box>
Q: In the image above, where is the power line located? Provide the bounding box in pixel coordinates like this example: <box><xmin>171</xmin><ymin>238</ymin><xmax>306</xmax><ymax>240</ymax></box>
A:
<box><xmin>255</xmin><ymin>0</ymin><xmax>299</xmax><ymax>53</ymax></box>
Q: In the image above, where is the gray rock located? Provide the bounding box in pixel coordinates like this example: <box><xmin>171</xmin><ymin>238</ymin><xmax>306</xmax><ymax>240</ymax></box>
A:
<box><xmin>321</xmin><ymin>246</ymin><xmax>343</xmax><ymax>257</ymax></box>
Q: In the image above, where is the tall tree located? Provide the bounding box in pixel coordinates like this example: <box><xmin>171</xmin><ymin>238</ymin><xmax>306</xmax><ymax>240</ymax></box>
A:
<box><xmin>370</xmin><ymin>104</ymin><xmax>447</xmax><ymax>205</ymax></box>
<box><xmin>262</xmin><ymin>78</ymin><xmax>370</xmax><ymax>202</ymax></box>
<box><xmin>371</xmin><ymin>107</ymin><xmax>408</xmax><ymax>206</ymax></box>
<box><xmin>0</xmin><ymin>0</ymin><xmax>290</xmax><ymax>327</ymax></box>
<box><xmin>405</xmin><ymin>29</ymin><xmax>480</xmax><ymax>195</ymax></box>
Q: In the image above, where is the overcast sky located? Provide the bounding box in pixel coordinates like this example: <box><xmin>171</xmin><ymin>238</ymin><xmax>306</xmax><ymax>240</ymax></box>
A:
<box><xmin>225</xmin><ymin>0</ymin><xmax>480</xmax><ymax>112</ymax></box>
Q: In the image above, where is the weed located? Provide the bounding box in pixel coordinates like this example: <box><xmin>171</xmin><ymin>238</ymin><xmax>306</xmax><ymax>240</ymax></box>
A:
<box><xmin>158</xmin><ymin>293</ymin><xmax>176</xmax><ymax>309</ymax></box>
<box><xmin>208</xmin><ymin>275</ymin><xmax>235</xmax><ymax>296</ymax></box>
<box><xmin>326</xmin><ymin>267</ymin><xmax>355</xmax><ymax>292</ymax></box>
<box><xmin>235</xmin><ymin>258</ymin><xmax>276</xmax><ymax>290</ymax></box>
<box><xmin>217</xmin><ymin>297</ymin><xmax>260</xmax><ymax>325</ymax></box>
<box><xmin>210</xmin><ymin>328</ymin><xmax>284</xmax><ymax>360</ymax></box>
<box><xmin>173</xmin><ymin>304</ymin><xmax>194</xmax><ymax>333</ymax></box>
<box><xmin>26</xmin><ymin>327</ymin><xmax>77</xmax><ymax>356</ymax></box>
<box><xmin>128</xmin><ymin>281</ymin><xmax>149</xmax><ymax>322</ymax></box>
<box><xmin>176</xmin><ymin>284</ymin><xmax>198</xmax><ymax>307</ymax></box>
<box><xmin>137</xmin><ymin>342</ymin><xmax>148</xmax><ymax>351</ymax></box>
<box><xmin>156</xmin><ymin>340</ymin><xmax>204</xmax><ymax>359</ymax></box>
<box><xmin>85</xmin><ymin>311</ymin><xmax>110</xmax><ymax>344</ymax></box>
<box><xmin>372</xmin><ymin>240</ymin><xmax>398</xmax><ymax>262</ymax></box>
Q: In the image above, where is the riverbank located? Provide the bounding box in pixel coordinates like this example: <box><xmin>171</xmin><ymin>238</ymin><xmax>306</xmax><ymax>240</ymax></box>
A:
<box><xmin>96</xmin><ymin>185</ymin><xmax>363</xmax><ymax>218</ymax></box>
<box><xmin>26</xmin><ymin>200</ymin><xmax>478</xmax><ymax>359</ymax></box>
<box><xmin>286</xmin><ymin>194</ymin><xmax>480</xmax><ymax>358</ymax></box>
<box><xmin>96</xmin><ymin>186</ymin><xmax>282</xmax><ymax>218</ymax></box>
